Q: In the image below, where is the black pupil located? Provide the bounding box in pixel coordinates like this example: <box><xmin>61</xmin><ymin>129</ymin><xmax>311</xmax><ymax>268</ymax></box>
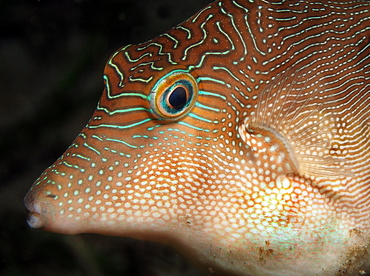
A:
<box><xmin>168</xmin><ymin>86</ymin><xmax>187</xmax><ymax>109</ymax></box>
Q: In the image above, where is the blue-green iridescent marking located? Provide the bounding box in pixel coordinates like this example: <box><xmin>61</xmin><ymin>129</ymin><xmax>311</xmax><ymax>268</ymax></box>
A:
<box><xmin>256</xmin><ymin>7</ymin><xmax>264</xmax><ymax>33</ymax></box>
<box><xmin>124</xmin><ymin>51</ymin><xmax>152</xmax><ymax>63</ymax></box>
<box><xmin>105</xmin><ymin>138</ymin><xmax>138</xmax><ymax>149</ymax></box>
<box><xmin>107</xmin><ymin>44</ymin><xmax>130</xmax><ymax>87</ymax></box>
<box><xmin>162</xmin><ymin>33</ymin><xmax>179</xmax><ymax>49</ymax></box>
<box><xmin>230</xmin><ymin>93</ymin><xmax>248</xmax><ymax>108</ymax></box>
<box><xmin>92</xmin><ymin>135</ymin><xmax>137</xmax><ymax>149</ymax></box>
<box><xmin>252</xmin><ymin>56</ymin><xmax>258</xmax><ymax>64</ymax></box>
<box><xmin>71</xmin><ymin>154</ymin><xmax>91</xmax><ymax>161</ymax></box>
<box><xmin>219</xmin><ymin>2</ymin><xmax>249</xmax><ymax>58</ymax></box>
<box><xmin>175</xmin><ymin>26</ymin><xmax>192</xmax><ymax>39</ymax></box>
<box><xmin>234</xmin><ymin>86</ymin><xmax>251</xmax><ymax>99</ymax></box>
<box><xmin>182</xmin><ymin>14</ymin><xmax>214</xmax><ymax>61</ymax></box>
<box><xmin>214</xmin><ymin>20</ymin><xmax>236</xmax><ymax>51</ymax></box>
<box><xmin>137</xmin><ymin>42</ymin><xmax>177</xmax><ymax>65</ymax></box>
<box><xmin>83</xmin><ymin>143</ymin><xmax>101</xmax><ymax>155</ymax></box>
<box><xmin>187</xmin><ymin>21</ymin><xmax>235</xmax><ymax>70</ymax></box>
<box><xmin>198</xmin><ymin>90</ymin><xmax>227</xmax><ymax>100</ymax></box>
<box><xmin>273</xmin><ymin>16</ymin><xmax>298</xmax><ymax>21</ymax></box>
<box><xmin>97</xmin><ymin>105</ymin><xmax>149</xmax><ymax>115</ymax></box>
<box><xmin>132</xmin><ymin>135</ymin><xmax>151</xmax><ymax>139</ymax></box>
<box><xmin>239</xmin><ymin>69</ymin><xmax>256</xmax><ymax>82</ymax></box>
<box><xmin>232</xmin><ymin>0</ymin><xmax>249</xmax><ymax>16</ymax></box>
<box><xmin>178</xmin><ymin>121</ymin><xmax>211</xmax><ymax>132</ymax></box>
<box><xmin>130</xmin><ymin>61</ymin><xmax>164</xmax><ymax>71</ymax></box>
<box><xmin>128</xmin><ymin>75</ymin><xmax>154</xmax><ymax>83</ymax></box>
<box><xmin>245</xmin><ymin>12</ymin><xmax>267</xmax><ymax>56</ymax></box>
<box><xmin>198</xmin><ymin>76</ymin><xmax>232</xmax><ymax>89</ymax></box>
<box><xmin>51</xmin><ymin>169</ymin><xmax>65</xmax><ymax>176</ymax></box>
<box><xmin>195</xmin><ymin>102</ymin><xmax>220</xmax><ymax>112</ymax></box>
<box><xmin>191</xmin><ymin>5</ymin><xmax>212</xmax><ymax>24</ymax></box>
<box><xmin>146</xmin><ymin>125</ymin><xmax>164</xmax><ymax>131</ymax></box>
<box><xmin>117</xmin><ymin>151</ymin><xmax>131</xmax><ymax>157</ymax></box>
<box><xmin>91</xmin><ymin>135</ymin><xmax>104</xmax><ymax>141</ymax></box>
<box><xmin>103</xmin><ymin>75</ymin><xmax>149</xmax><ymax>99</ymax></box>
<box><xmin>213</xmin><ymin>66</ymin><xmax>245</xmax><ymax>86</ymax></box>
<box><xmin>188</xmin><ymin>113</ymin><xmax>216</xmax><ymax>123</ymax></box>
<box><xmin>88</xmin><ymin>119</ymin><xmax>152</xmax><ymax>130</ymax></box>
<box><xmin>61</xmin><ymin>161</ymin><xmax>80</xmax><ymax>170</ymax></box>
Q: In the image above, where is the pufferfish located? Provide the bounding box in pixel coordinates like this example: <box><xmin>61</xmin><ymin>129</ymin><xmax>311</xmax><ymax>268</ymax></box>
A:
<box><xmin>24</xmin><ymin>0</ymin><xmax>370</xmax><ymax>275</ymax></box>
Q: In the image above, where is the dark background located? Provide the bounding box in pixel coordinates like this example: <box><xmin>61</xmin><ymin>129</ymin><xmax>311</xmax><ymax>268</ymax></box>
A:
<box><xmin>0</xmin><ymin>0</ymin><xmax>211</xmax><ymax>275</ymax></box>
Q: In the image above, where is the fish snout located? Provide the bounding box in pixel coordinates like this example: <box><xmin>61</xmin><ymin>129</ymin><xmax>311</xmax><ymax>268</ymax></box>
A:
<box><xmin>23</xmin><ymin>186</ymin><xmax>78</xmax><ymax>234</ymax></box>
<box><xmin>23</xmin><ymin>177</ymin><xmax>64</xmax><ymax>232</ymax></box>
<box><xmin>24</xmin><ymin>191</ymin><xmax>45</xmax><ymax>229</ymax></box>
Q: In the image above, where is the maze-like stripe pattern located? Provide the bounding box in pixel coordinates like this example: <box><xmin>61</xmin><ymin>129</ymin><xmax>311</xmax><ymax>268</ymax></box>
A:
<box><xmin>25</xmin><ymin>0</ymin><xmax>370</xmax><ymax>275</ymax></box>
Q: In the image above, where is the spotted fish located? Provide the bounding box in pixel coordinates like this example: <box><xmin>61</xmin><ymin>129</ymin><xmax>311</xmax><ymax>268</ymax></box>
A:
<box><xmin>24</xmin><ymin>0</ymin><xmax>370</xmax><ymax>275</ymax></box>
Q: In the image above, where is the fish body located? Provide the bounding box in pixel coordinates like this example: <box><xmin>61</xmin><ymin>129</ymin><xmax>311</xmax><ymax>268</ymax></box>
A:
<box><xmin>24</xmin><ymin>0</ymin><xmax>370</xmax><ymax>275</ymax></box>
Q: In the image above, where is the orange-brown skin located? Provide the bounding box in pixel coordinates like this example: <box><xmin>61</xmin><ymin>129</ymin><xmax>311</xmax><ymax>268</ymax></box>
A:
<box><xmin>25</xmin><ymin>0</ymin><xmax>370</xmax><ymax>275</ymax></box>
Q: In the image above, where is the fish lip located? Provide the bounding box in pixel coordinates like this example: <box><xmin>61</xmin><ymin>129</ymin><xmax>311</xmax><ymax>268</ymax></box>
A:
<box><xmin>24</xmin><ymin>191</ymin><xmax>45</xmax><ymax>229</ymax></box>
<box><xmin>26</xmin><ymin>210</ymin><xmax>44</xmax><ymax>229</ymax></box>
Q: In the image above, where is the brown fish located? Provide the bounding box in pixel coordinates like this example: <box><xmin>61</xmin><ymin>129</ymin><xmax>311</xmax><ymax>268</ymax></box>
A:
<box><xmin>24</xmin><ymin>0</ymin><xmax>370</xmax><ymax>275</ymax></box>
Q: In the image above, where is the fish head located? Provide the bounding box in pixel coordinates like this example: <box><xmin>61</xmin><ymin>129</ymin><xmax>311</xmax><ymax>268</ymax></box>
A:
<box><xmin>24</xmin><ymin>0</ymin><xmax>370</xmax><ymax>275</ymax></box>
<box><xmin>23</xmin><ymin>34</ymin><xmax>251</xmax><ymax>240</ymax></box>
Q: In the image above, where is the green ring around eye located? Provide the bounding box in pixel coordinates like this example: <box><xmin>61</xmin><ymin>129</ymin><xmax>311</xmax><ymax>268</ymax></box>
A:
<box><xmin>150</xmin><ymin>70</ymin><xmax>198</xmax><ymax>120</ymax></box>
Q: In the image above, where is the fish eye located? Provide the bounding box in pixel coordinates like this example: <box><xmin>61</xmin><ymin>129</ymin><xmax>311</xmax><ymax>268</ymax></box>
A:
<box><xmin>150</xmin><ymin>71</ymin><xmax>198</xmax><ymax>120</ymax></box>
<box><xmin>168</xmin><ymin>86</ymin><xmax>187</xmax><ymax>110</ymax></box>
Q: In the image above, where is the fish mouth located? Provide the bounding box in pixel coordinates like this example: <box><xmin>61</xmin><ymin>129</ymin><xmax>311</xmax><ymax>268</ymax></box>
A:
<box><xmin>26</xmin><ymin>209</ymin><xmax>44</xmax><ymax>229</ymax></box>
<box><xmin>24</xmin><ymin>191</ymin><xmax>45</xmax><ymax>229</ymax></box>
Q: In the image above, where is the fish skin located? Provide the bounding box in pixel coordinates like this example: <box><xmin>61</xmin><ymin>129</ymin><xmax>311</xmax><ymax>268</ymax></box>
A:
<box><xmin>24</xmin><ymin>0</ymin><xmax>370</xmax><ymax>275</ymax></box>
